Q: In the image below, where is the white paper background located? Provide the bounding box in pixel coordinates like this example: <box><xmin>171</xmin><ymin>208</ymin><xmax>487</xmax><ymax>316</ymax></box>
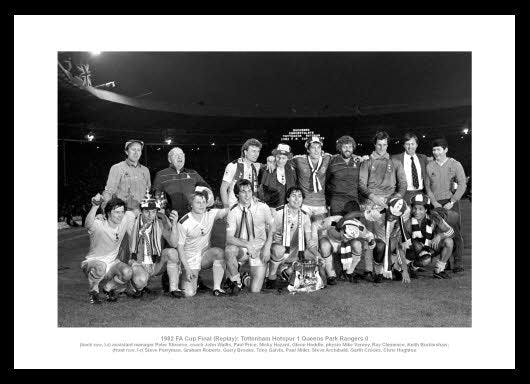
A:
<box><xmin>13</xmin><ymin>15</ymin><xmax>515</xmax><ymax>369</ymax></box>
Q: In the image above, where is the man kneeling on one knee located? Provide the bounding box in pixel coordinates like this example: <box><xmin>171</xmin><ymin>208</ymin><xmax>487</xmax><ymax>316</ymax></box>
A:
<box><xmin>403</xmin><ymin>194</ymin><xmax>455</xmax><ymax>279</ymax></box>
<box><xmin>172</xmin><ymin>191</ymin><xmax>231</xmax><ymax>297</ymax></box>
<box><xmin>225</xmin><ymin>179</ymin><xmax>275</xmax><ymax>294</ymax></box>
<box><xmin>81</xmin><ymin>194</ymin><xmax>136</xmax><ymax>304</ymax></box>
<box><xmin>265</xmin><ymin>186</ymin><xmax>320</xmax><ymax>290</ymax></box>
<box><xmin>128</xmin><ymin>190</ymin><xmax>182</xmax><ymax>298</ymax></box>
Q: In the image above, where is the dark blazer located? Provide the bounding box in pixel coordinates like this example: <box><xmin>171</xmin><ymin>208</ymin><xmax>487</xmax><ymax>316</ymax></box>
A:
<box><xmin>391</xmin><ymin>152</ymin><xmax>430</xmax><ymax>191</ymax></box>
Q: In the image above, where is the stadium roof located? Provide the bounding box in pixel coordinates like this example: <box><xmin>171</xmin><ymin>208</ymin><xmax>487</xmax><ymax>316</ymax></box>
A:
<box><xmin>58</xmin><ymin>51</ymin><xmax>471</xmax><ymax>145</ymax></box>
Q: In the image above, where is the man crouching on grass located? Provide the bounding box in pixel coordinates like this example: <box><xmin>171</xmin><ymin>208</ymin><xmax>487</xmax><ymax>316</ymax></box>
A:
<box><xmin>128</xmin><ymin>191</ymin><xmax>182</xmax><ymax>298</ymax></box>
<box><xmin>172</xmin><ymin>191</ymin><xmax>231</xmax><ymax>297</ymax></box>
<box><xmin>403</xmin><ymin>194</ymin><xmax>455</xmax><ymax>279</ymax></box>
<box><xmin>264</xmin><ymin>187</ymin><xmax>320</xmax><ymax>290</ymax></box>
<box><xmin>81</xmin><ymin>194</ymin><xmax>136</xmax><ymax>304</ymax></box>
<box><xmin>224</xmin><ymin>179</ymin><xmax>274</xmax><ymax>294</ymax></box>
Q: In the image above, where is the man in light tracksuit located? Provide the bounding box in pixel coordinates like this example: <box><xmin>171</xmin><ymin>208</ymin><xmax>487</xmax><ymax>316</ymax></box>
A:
<box><xmin>358</xmin><ymin>131</ymin><xmax>407</xmax><ymax>283</ymax></box>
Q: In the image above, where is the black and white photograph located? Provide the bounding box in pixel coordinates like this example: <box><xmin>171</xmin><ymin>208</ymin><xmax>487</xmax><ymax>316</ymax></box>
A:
<box><xmin>14</xmin><ymin>15</ymin><xmax>515</xmax><ymax>370</ymax></box>
<box><xmin>57</xmin><ymin>51</ymin><xmax>472</xmax><ymax>328</ymax></box>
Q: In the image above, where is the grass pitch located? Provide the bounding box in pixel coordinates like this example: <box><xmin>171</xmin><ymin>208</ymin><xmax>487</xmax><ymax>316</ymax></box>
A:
<box><xmin>58</xmin><ymin>201</ymin><xmax>472</xmax><ymax>327</ymax></box>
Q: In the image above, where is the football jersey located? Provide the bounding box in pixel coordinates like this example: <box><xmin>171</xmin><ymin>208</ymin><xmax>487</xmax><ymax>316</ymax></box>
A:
<box><xmin>222</xmin><ymin>159</ymin><xmax>262</xmax><ymax>206</ymax></box>
<box><xmin>226</xmin><ymin>202</ymin><xmax>273</xmax><ymax>249</ymax></box>
<box><xmin>85</xmin><ymin>211</ymin><xmax>135</xmax><ymax>265</ymax></box>
<box><xmin>273</xmin><ymin>206</ymin><xmax>311</xmax><ymax>243</ymax></box>
<box><xmin>177</xmin><ymin>209</ymin><xmax>222</xmax><ymax>263</ymax></box>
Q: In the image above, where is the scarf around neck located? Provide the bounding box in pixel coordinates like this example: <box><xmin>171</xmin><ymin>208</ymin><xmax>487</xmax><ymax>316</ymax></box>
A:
<box><xmin>130</xmin><ymin>215</ymin><xmax>162</xmax><ymax>264</ymax></box>
<box><xmin>411</xmin><ymin>215</ymin><xmax>434</xmax><ymax>249</ymax></box>
<box><xmin>307</xmin><ymin>155</ymin><xmax>323</xmax><ymax>192</ymax></box>
<box><xmin>282</xmin><ymin>205</ymin><xmax>305</xmax><ymax>259</ymax></box>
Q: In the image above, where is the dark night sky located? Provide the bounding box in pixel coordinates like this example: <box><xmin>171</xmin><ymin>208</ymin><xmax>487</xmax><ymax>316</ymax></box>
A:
<box><xmin>70</xmin><ymin>51</ymin><xmax>470</xmax><ymax>113</ymax></box>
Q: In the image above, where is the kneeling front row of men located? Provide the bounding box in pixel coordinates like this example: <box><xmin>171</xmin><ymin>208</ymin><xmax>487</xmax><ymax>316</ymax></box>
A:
<box><xmin>82</xmin><ymin>177</ymin><xmax>455</xmax><ymax>304</ymax></box>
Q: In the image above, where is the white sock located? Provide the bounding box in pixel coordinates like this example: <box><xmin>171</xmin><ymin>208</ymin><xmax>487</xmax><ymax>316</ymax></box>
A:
<box><xmin>268</xmin><ymin>260</ymin><xmax>281</xmax><ymax>279</ymax></box>
<box><xmin>347</xmin><ymin>254</ymin><xmax>361</xmax><ymax>274</ymax></box>
<box><xmin>435</xmin><ymin>260</ymin><xmax>446</xmax><ymax>273</ymax></box>
<box><xmin>213</xmin><ymin>260</ymin><xmax>226</xmax><ymax>290</ymax></box>
<box><xmin>230</xmin><ymin>273</ymin><xmax>241</xmax><ymax>283</ymax></box>
<box><xmin>167</xmin><ymin>262</ymin><xmax>180</xmax><ymax>292</ymax></box>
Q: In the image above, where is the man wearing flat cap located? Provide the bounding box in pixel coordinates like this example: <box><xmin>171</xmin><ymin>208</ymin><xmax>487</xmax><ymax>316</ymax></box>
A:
<box><xmin>101</xmin><ymin>139</ymin><xmax>151</xmax><ymax>263</ymax></box>
<box><xmin>101</xmin><ymin>139</ymin><xmax>151</xmax><ymax>212</ymax></box>
<box><xmin>257</xmin><ymin>143</ymin><xmax>297</xmax><ymax>212</ymax></box>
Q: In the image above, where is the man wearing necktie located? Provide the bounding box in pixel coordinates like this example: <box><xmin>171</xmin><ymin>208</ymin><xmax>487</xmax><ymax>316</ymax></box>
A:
<box><xmin>391</xmin><ymin>133</ymin><xmax>431</xmax><ymax>206</ymax></box>
<box><xmin>225</xmin><ymin>179</ymin><xmax>274</xmax><ymax>293</ymax></box>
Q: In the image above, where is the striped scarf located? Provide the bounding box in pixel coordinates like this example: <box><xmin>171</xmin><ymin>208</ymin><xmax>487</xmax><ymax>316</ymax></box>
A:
<box><xmin>411</xmin><ymin>215</ymin><xmax>434</xmax><ymax>249</ymax></box>
<box><xmin>340</xmin><ymin>240</ymin><xmax>355</xmax><ymax>260</ymax></box>
<box><xmin>282</xmin><ymin>205</ymin><xmax>305</xmax><ymax>259</ymax></box>
<box><xmin>130</xmin><ymin>216</ymin><xmax>162</xmax><ymax>264</ymax></box>
<box><xmin>307</xmin><ymin>155</ymin><xmax>323</xmax><ymax>192</ymax></box>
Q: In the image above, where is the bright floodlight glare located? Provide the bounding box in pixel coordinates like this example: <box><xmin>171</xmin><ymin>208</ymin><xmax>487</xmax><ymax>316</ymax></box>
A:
<box><xmin>211</xmin><ymin>142</ymin><xmax>215</xmax><ymax>146</ymax></box>
<box><xmin>165</xmin><ymin>138</ymin><xmax>172</xmax><ymax>145</ymax></box>
<box><xmin>87</xmin><ymin>134</ymin><xmax>94</xmax><ymax>141</ymax></box>
<box><xmin>463</xmin><ymin>128</ymin><xmax>469</xmax><ymax>134</ymax></box>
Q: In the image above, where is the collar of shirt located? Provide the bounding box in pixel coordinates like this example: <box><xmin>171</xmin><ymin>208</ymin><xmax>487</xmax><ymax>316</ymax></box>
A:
<box><xmin>404</xmin><ymin>153</ymin><xmax>419</xmax><ymax>167</ymax></box>
<box><xmin>170</xmin><ymin>164</ymin><xmax>188</xmax><ymax>174</ymax></box>
<box><xmin>125</xmin><ymin>158</ymin><xmax>142</xmax><ymax>168</ymax></box>
<box><xmin>370</xmin><ymin>151</ymin><xmax>390</xmax><ymax>160</ymax></box>
<box><xmin>237</xmin><ymin>202</ymin><xmax>252</xmax><ymax>212</ymax></box>
<box><xmin>436</xmin><ymin>158</ymin><xmax>449</xmax><ymax>166</ymax></box>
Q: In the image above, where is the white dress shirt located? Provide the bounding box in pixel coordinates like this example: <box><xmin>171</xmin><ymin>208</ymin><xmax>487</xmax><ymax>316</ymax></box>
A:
<box><xmin>404</xmin><ymin>154</ymin><xmax>424</xmax><ymax>191</ymax></box>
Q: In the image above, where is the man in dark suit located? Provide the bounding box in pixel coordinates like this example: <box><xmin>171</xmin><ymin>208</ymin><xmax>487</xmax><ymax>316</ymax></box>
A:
<box><xmin>391</xmin><ymin>132</ymin><xmax>431</xmax><ymax>204</ymax></box>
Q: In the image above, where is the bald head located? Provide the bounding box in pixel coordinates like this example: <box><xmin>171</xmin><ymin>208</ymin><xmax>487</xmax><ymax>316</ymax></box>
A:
<box><xmin>168</xmin><ymin>147</ymin><xmax>185</xmax><ymax>170</ymax></box>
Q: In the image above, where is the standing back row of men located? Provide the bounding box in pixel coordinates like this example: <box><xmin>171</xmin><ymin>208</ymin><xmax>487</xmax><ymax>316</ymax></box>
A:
<box><xmin>81</xmin><ymin>131</ymin><xmax>467</xmax><ymax>303</ymax></box>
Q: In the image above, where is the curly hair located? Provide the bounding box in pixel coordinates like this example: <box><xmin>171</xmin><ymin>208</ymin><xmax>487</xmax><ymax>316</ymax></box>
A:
<box><xmin>335</xmin><ymin>135</ymin><xmax>356</xmax><ymax>153</ymax></box>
